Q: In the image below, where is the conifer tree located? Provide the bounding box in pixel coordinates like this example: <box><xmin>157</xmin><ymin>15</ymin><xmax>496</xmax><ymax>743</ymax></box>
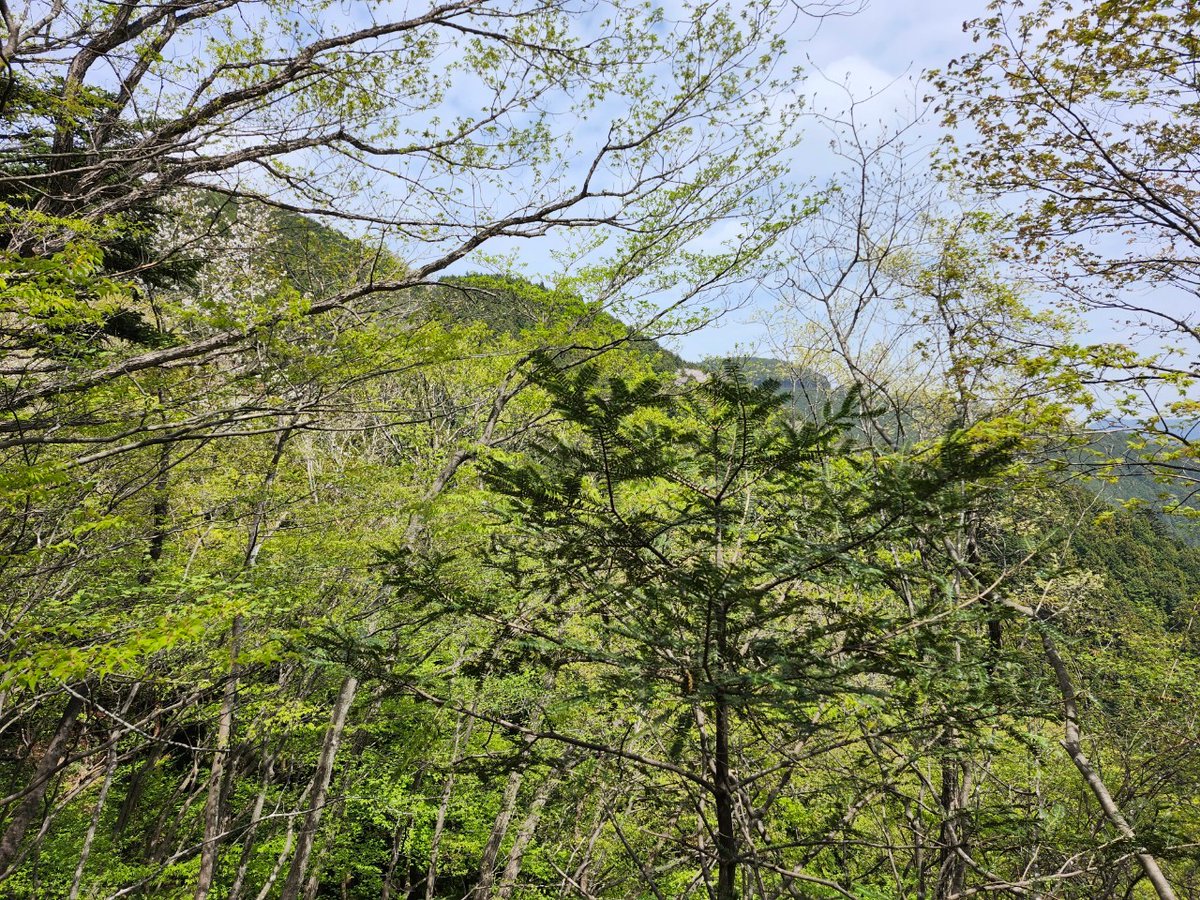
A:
<box><xmin>472</xmin><ymin>357</ymin><xmax>1014</xmax><ymax>898</ymax></box>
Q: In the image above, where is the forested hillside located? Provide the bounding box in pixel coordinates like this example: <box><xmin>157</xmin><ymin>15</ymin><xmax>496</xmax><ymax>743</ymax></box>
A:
<box><xmin>1</xmin><ymin>1</ymin><xmax>1199</xmax><ymax>899</ymax></box>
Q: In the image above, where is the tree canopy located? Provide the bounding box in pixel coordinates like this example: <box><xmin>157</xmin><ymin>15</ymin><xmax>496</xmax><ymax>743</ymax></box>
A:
<box><xmin>0</xmin><ymin>1</ymin><xmax>1198</xmax><ymax>898</ymax></box>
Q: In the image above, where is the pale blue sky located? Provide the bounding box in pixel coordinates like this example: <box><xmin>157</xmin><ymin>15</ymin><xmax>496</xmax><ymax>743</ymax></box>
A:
<box><xmin>286</xmin><ymin>0</ymin><xmax>995</xmax><ymax>363</ymax></box>
<box><xmin>668</xmin><ymin>0</ymin><xmax>992</xmax><ymax>361</ymax></box>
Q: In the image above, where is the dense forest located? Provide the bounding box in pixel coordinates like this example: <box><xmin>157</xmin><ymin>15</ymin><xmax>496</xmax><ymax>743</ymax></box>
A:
<box><xmin>1</xmin><ymin>0</ymin><xmax>1199</xmax><ymax>898</ymax></box>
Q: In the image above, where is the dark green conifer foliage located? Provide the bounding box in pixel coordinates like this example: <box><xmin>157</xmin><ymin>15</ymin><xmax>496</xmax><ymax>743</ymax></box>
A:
<box><xmin>475</xmin><ymin>356</ymin><xmax>1014</xmax><ymax>898</ymax></box>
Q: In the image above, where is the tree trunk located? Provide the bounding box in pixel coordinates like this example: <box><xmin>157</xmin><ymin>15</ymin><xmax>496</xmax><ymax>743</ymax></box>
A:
<box><xmin>195</xmin><ymin>617</ymin><xmax>243</xmax><ymax>900</ymax></box>
<box><xmin>301</xmin><ymin>843</ymin><xmax>329</xmax><ymax>900</ymax></box>
<box><xmin>712</xmin><ymin>698</ymin><xmax>737</xmax><ymax>900</ymax></box>
<box><xmin>227</xmin><ymin>751</ymin><xmax>277</xmax><ymax>900</ymax></box>
<box><xmin>935</xmin><ymin>752</ymin><xmax>970</xmax><ymax>900</ymax></box>
<box><xmin>1041</xmin><ymin>632</ymin><xmax>1177</xmax><ymax>900</ymax></box>
<box><xmin>0</xmin><ymin>690</ymin><xmax>85</xmax><ymax>876</ymax></box>
<box><xmin>196</xmin><ymin>424</ymin><xmax>294</xmax><ymax>899</ymax></box>
<box><xmin>148</xmin><ymin>744</ymin><xmax>202</xmax><ymax>862</ymax></box>
<box><xmin>279</xmin><ymin>673</ymin><xmax>359</xmax><ymax>900</ymax></box>
<box><xmin>474</xmin><ymin>769</ymin><xmax>524</xmax><ymax>899</ymax></box>
<box><xmin>254</xmin><ymin>783</ymin><xmax>309</xmax><ymax>900</ymax></box>
<box><xmin>138</xmin><ymin>441</ymin><xmax>171</xmax><ymax>585</ymax></box>
<box><xmin>425</xmin><ymin>709</ymin><xmax>475</xmax><ymax>900</ymax></box>
<box><xmin>381</xmin><ymin>817</ymin><xmax>408</xmax><ymax>900</ymax></box>
<box><xmin>495</xmin><ymin>775</ymin><xmax>554</xmax><ymax>900</ymax></box>
<box><xmin>572</xmin><ymin>796</ymin><xmax>606</xmax><ymax>897</ymax></box>
<box><xmin>114</xmin><ymin>740</ymin><xmax>164</xmax><ymax>837</ymax></box>
<box><xmin>68</xmin><ymin>738</ymin><xmax>118</xmax><ymax>900</ymax></box>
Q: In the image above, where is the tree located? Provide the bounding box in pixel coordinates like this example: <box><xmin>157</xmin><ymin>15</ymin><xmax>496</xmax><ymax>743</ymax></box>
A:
<box><xmin>0</xmin><ymin>2</ymin><xmax>831</xmax><ymax>889</ymax></box>
<box><xmin>931</xmin><ymin>0</ymin><xmax>1200</xmax><ymax>451</ymax></box>
<box><xmin>0</xmin><ymin>1</ymin><xmax>817</xmax><ymax>593</ymax></box>
<box><xmin>0</xmin><ymin>0</ymin><xmax>813</xmax><ymax>409</ymax></box>
<box><xmin>449</xmin><ymin>357</ymin><xmax>1013</xmax><ymax>898</ymax></box>
<box><xmin>766</xmin><ymin>98</ymin><xmax>1196</xmax><ymax>896</ymax></box>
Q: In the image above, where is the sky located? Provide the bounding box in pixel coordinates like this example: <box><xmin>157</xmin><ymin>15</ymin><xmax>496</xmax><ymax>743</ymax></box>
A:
<box><xmin>258</xmin><ymin>0</ymin><xmax>1000</xmax><ymax>364</ymax></box>
<box><xmin>801</xmin><ymin>0</ymin><xmax>979</xmax><ymax>102</ymax></box>
<box><xmin>718</xmin><ymin>0</ymin><xmax>1191</xmax><ymax>375</ymax></box>
<box><xmin>149</xmin><ymin>0</ymin><xmax>1000</xmax><ymax>364</ymax></box>
<box><xmin>668</xmin><ymin>0</ymin><xmax>993</xmax><ymax>360</ymax></box>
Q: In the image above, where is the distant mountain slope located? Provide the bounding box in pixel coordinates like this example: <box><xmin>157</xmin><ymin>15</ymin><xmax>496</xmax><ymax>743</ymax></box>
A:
<box><xmin>1062</xmin><ymin>483</ymin><xmax>1200</xmax><ymax>620</ymax></box>
<box><xmin>425</xmin><ymin>274</ymin><xmax>685</xmax><ymax>372</ymax></box>
<box><xmin>1078</xmin><ymin>429</ymin><xmax>1200</xmax><ymax>539</ymax></box>
<box><xmin>178</xmin><ymin>198</ymin><xmax>688</xmax><ymax>373</ymax></box>
<box><xmin>696</xmin><ymin>355</ymin><xmax>833</xmax><ymax>415</ymax></box>
<box><xmin>217</xmin><ymin>200</ymin><xmax>1200</xmax><ymax>546</ymax></box>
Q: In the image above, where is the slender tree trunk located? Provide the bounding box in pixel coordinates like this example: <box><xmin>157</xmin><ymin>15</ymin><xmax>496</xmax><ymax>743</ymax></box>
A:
<box><xmin>254</xmin><ymin>783</ymin><xmax>311</xmax><ymax>900</ymax></box>
<box><xmin>938</xmin><ymin>544</ymin><xmax>971</xmax><ymax>900</ymax></box>
<box><xmin>712</xmin><ymin>698</ymin><xmax>737</xmax><ymax>900</ymax></box>
<box><xmin>195</xmin><ymin>619</ymin><xmax>243</xmax><ymax>900</ymax></box>
<box><xmin>279</xmin><ymin>673</ymin><xmax>359</xmax><ymax>900</ymax></box>
<box><xmin>572</xmin><ymin>798</ymin><xmax>606</xmax><ymax>897</ymax></box>
<box><xmin>495</xmin><ymin>775</ymin><xmax>554</xmax><ymax>900</ymax></box>
<box><xmin>138</xmin><ymin>441</ymin><xmax>171</xmax><ymax>585</ymax></box>
<box><xmin>149</xmin><ymin>745</ymin><xmax>202</xmax><ymax>862</ymax></box>
<box><xmin>227</xmin><ymin>752</ymin><xmax>277</xmax><ymax>900</ymax></box>
<box><xmin>301</xmin><ymin>842</ymin><xmax>329</xmax><ymax>900</ymax></box>
<box><xmin>474</xmin><ymin>769</ymin><xmax>524</xmax><ymax>899</ymax></box>
<box><xmin>381</xmin><ymin>817</ymin><xmax>408</xmax><ymax>900</ymax></box>
<box><xmin>68</xmin><ymin>738</ymin><xmax>118</xmax><ymax>900</ymax></box>
<box><xmin>425</xmin><ymin>709</ymin><xmax>475</xmax><ymax>900</ymax></box>
<box><xmin>709</xmin><ymin>521</ymin><xmax>738</xmax><ymax>900</ymax></box>
<box><xmin>935</xmin><ymin>751</ymin><xmax>970</xmax><ymax>900</ymax></box>
<box><xmin>196</xmin><ymin>424</ymin><xmax>295</xmax><ymax>899</ymax></box>
<box><xmin>115</xmin><ymin>740</ymin><xmax>164</xmax><ymax>837</ymax></box>
<box><xmin>1041</xmin><ymin>632</ymin><xmax>1178</xmax><ymax>900</ymax></box>
<box><xmin>911</xmin><ymin>786</ymin><xmax>927</xmax><ymax>900</ymax></box>
<box><xmin>0</xmin><ymin>690</ymin><xmax>85</xmax><ymax>876</ymax></box>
